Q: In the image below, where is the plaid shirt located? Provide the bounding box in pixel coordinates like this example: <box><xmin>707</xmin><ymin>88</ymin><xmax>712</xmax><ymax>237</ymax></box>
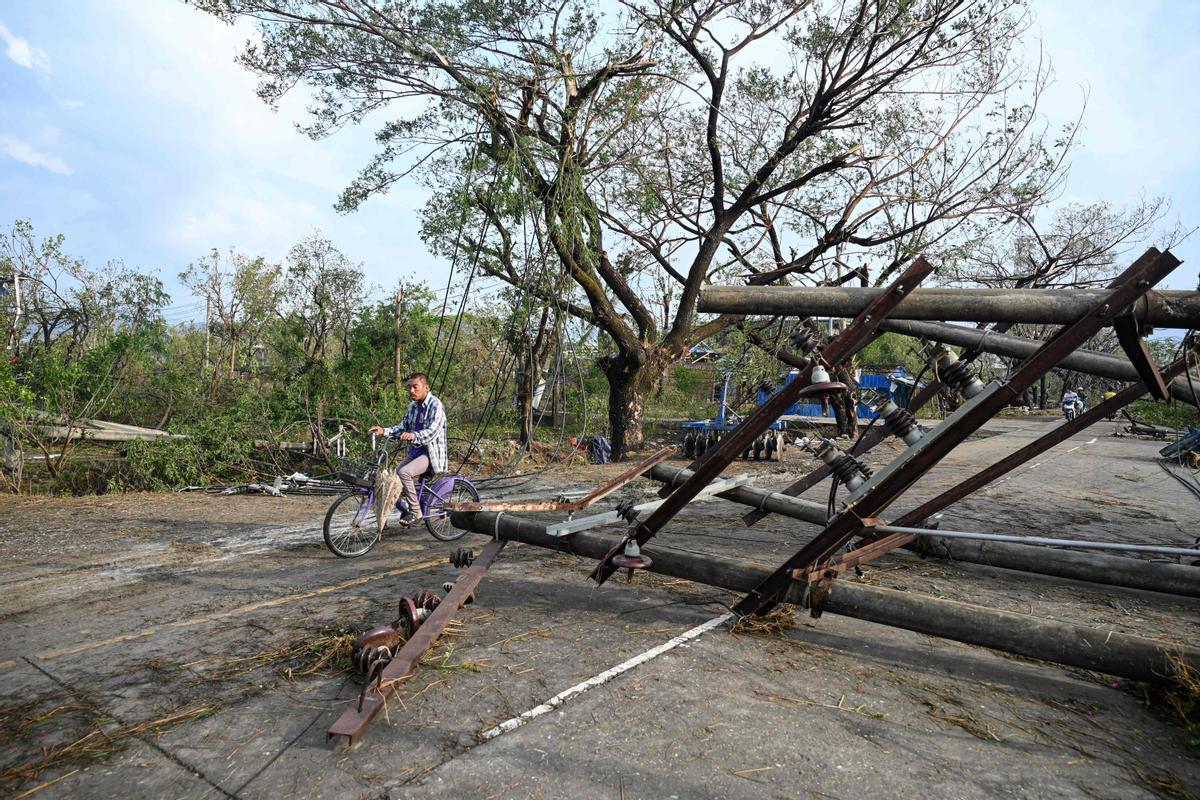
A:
<box><xmin>386</xmin><ymin>393</ymin><xmax>448</xmax><ymax>472</ymax></box>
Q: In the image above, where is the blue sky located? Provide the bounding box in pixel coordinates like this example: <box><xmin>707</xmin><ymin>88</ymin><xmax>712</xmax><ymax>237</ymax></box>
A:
<box><xmin>1</xmin><ymin>0</ymin><xmax>1198</xmax><ymax>326</ymax></box>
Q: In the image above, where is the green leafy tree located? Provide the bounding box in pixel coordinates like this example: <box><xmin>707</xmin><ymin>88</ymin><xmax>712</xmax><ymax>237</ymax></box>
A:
<box><xmin>192</xmin><ymin>0</ymin><xmax>1071</xmax><ymax>458</ymax></box>
<box><xmin>1</xmin><ymin>220</ymin><xmax>170</xmax><ymax>482</ymax></box>
<box><xmin>180</xmin><ymin>248</ymin><xmax>282</xmax><ymax>388</ymax></box>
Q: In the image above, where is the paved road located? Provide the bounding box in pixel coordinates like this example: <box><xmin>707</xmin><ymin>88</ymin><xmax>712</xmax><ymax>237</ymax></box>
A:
<box><xmin>1</xmin><ymin>417</ymin><xmax>1198</xmax><ymax>798</ymax></box>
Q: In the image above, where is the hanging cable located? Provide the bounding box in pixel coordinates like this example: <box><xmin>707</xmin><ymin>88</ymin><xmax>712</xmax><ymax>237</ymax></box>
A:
<box><xmin>426</xmin><ymin>132</ymin><xmax>486</xmax><ymax>376</ymax></box>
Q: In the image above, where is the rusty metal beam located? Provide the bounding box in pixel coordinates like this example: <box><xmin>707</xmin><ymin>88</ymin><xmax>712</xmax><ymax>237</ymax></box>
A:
<box><xmin>441</xmin><ymin>447</ymin><xmax>673</xmax><ymax>513</ymax></box>
<box><xmin>326</xmin><ymin>538</ymin><xmax>506</xmax><ymax>746</ymax></box>
<box><xmin>734</xmin><ymin>248</ymin><xmax>1184</xmax><ymax>617</ymax></box>
<box><xmin>1113</xmin><ymin>314</ymin><xmax>1171</xmax><ymax>401</ymax></box>
<box><xmin>589</xmin><ymin>256</ymin><xmax>938</xmax><ymax>586</ymax></box>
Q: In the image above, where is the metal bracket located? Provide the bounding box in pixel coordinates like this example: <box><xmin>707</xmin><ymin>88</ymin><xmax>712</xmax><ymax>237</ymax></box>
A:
<box><xmin>1113</xmin><ymin>312</ymin><xmax>1170</xmax><ymax>401</ymax></box>
<box><xmin>326</xmin><ymin>538</ymin><xmax>507</xmax><ymax>746</ymax></box>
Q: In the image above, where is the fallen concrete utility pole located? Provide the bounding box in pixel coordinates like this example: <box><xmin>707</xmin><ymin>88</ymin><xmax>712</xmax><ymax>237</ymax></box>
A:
<box><xmin>873</xmin><ymin>524</ymin><xmax>1200</xmax><ymax>558</ymax></box>
<box><xmin>649</xmin><ymin>464</ymin><xmax>1200</xmax><ymax>598</ymax></box>
<box><xmin>698</xmin><ymin>285</ymin><xmax>1200</xmax><ymax>328</ymax></box>
<box><xmin>450</xmin><ymin>511</ymin><xmax>1198</xmax><ymax>686</ymax></box>
<box><xmin>538</xmin><ymin>489</ymin><xmax>1200</xmax><ymax>557</ymax></box>
<box><xmin>1121</xmin><ymin>409</ymin><xmax>1182</xmax><ymax>438</ymax></box>
<box><xmin>907</xmin><ymin>536</ymin><xmax>1200</xmax><ymax>595</ymax></box>
<box><xmin>878</xmin><ymin>318</ymin><xmax>1200</xmax><ymax>406</ymax></box>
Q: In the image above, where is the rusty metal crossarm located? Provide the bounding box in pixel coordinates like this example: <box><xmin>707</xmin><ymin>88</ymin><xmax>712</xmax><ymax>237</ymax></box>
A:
<box><xmin>441</xmin><ymin>447</ymin><xmax>673</xmax><ymax>513</ymax></box>
<box><xmin>326</xmin><ymin>538</ymin><xmax>507</xmax><ymax>746</ymax></box>
<box><xmin>589</xmin><ymin>256</ymin><xmax>938</xmax><ymax>586</ymax></box>
<box><xmin>795</xmin><ymin>517</ymin><xmax>894</xmax><ymax>580</ymax></box>
<box><xmin>733</xmin><ymin>247</ymin><xmax>1183</xmax><ymax>617</ymax></box>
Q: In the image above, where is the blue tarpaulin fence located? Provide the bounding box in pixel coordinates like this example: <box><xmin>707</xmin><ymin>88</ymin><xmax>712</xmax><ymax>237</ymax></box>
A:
<box><xmin>758</xmin><ymin>370</ymin><xmax>917</xmax><ymax>420</ymax></box>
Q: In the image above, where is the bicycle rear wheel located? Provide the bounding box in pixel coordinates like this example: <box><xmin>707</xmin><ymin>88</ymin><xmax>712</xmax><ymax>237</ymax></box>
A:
<box><xmin>323</xmin><ymin>491</ymin><xmax>380</xmax><ymax>557</ymax></box>
<box><xmin>424</xmin><ymin>479</ymin><xmax>479</xmax><ymax>541</ymax></box>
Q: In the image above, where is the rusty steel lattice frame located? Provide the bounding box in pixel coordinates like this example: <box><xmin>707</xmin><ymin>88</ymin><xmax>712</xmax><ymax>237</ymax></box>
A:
<box><xmin>589</xmin><ymin>256</ymin><xmax>938</xmax><ymax>586</ymax></box>
<box><xmin>327</xmin><ymin>538</ymin><xmax>507</xmax><ymax>746</ymax></box>
<box><xmin>440</xmin><ymin>447</ymin><xmax>674</xmax><ymax>513</ymax></box>
<box><xmin>734</xmin><ymin>247</ymin><xmax>1183</xmax><ymax>616</ymax></box>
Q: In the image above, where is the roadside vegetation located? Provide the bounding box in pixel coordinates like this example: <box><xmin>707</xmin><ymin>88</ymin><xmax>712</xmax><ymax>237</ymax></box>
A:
<box><xmin>3</xmin><ymin>218</ymin><xmax>1195</xmax><ymax>495</ymax></box>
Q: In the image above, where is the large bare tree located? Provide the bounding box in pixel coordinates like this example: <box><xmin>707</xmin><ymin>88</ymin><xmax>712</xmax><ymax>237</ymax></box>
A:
<box><xmin>193</xmin><ymin>0</ymin><xmax>1070</xmax><ymax>457</ymax></box>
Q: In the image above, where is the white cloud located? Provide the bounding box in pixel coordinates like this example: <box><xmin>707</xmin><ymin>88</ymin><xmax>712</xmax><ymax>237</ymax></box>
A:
<box><xmin>164</xmin><ymin>185</ymin><xmax>325</xmax><ymax>258</ymax></box>
<box><xmin>0</xmin><ymin>19</ymin><xmax>50</xmax><ymax>72</ymax></box>
<box><xmin>0</xmin><ymin>135</ymin><xmax>71</xmax><ymax>175</ymax></box>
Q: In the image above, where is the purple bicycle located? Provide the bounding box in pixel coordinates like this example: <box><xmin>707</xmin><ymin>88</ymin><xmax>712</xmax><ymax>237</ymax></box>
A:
<box><xmin>322</xmin><ymin>439</ymin><xmax>479</xmax><ymax>557</ymax></box>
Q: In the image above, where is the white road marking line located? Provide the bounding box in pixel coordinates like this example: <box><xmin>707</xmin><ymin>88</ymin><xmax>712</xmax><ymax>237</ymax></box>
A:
<box><xmin>479</xmin><ymin>612</ymin><xmax>733</xmax><ymax>742</ymax></box>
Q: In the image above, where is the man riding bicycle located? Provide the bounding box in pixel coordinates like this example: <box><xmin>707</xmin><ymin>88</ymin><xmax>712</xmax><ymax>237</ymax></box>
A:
<box><xmin>368</xmin><ymin>373</ymin><xmax>448</xmax><ymax>526</ymax></box>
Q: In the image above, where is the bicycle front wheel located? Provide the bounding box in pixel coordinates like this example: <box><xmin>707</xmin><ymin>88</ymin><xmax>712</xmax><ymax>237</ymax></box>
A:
<box><xmin>323</xmin><ymin>491</ymin><xmax>380</xmax><ymax>557</ymax></box>
<box><xmin>424</xmin><ymin>479</ymin><xmax>479</xmax><ymax>541</ymax></box>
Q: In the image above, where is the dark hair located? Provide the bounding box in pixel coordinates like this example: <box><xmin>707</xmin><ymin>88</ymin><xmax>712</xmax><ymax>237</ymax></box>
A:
<box><xmin>406</xmin><ymin>372</ymin><xmax>430</xmax><ymax>386</ymax></box>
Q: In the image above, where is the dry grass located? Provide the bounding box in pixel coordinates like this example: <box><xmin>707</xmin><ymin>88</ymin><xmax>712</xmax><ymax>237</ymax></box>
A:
<box><xmin>889</xmin><ymin>673</ymin><xmax>1198</xmax><ymax>800</ymax></box>
<box><xmin>420</xmin><ymin>642</ymin><xmax>486</xmax><ymax>673</ymax></box>
<box><xmin>0</xmin><ymin>702</ymin><xmax>215</xmax><ymax>795</ymax></box>
<box><xmin>1131</xmin><ymin>649</ymin><xmax>1200</xmax><ymax>760</ymax></box>
<box><xmin>753</xmin><ymin>688</ymin><xmax>885</xmax><ymax>721</ymax></box>
<box><xmin>1161</xmin><ymin>650</ymin><xmax>1200</xmax><ymax>745</ymax></box>
<box><xmin>202</xmin><ymin>627</ymin><xmax>358</xmax><ymax>681</ymax></box>
<box><xmin>910</xmin><ymin>694</ymin><xmax>1002</xmax><ymax>742</ymax></box>
<box><xmin>0</xmin><ymin>700</ymin><xmax>94</xmax><ymax>743</ymax></box>
<box><xmin>1126</xmin><ymin>766</ymin><xmax>1199</xmax><ymax>800</ymax></box>
<box><xmin>731</xmin><ymin>606</ymin><xmax>797</xmax><ymax>637</ymax></box>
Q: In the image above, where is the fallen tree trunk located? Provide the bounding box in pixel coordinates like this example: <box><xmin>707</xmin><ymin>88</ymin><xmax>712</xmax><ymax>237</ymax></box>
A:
<box><xmin>450</xmin><ymin>510</ymin><xmax>1198</xmax><ymax>685</ymax></box>
<box><xmin>649</xmin><ymin>465</ymin><xmax>1200</xmax><ymax>598</ymax></box>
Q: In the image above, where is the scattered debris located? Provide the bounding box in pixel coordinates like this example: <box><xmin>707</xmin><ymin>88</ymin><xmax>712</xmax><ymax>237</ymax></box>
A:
<box><xmin>182</xmin><ymin>472</ymin><xmax>347</xmax><ymax>496</ymax></box>
<box><xmin>0</xmin><ymin>701</ymin><xmax>215</xmax><ymax>795</ymax></box>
